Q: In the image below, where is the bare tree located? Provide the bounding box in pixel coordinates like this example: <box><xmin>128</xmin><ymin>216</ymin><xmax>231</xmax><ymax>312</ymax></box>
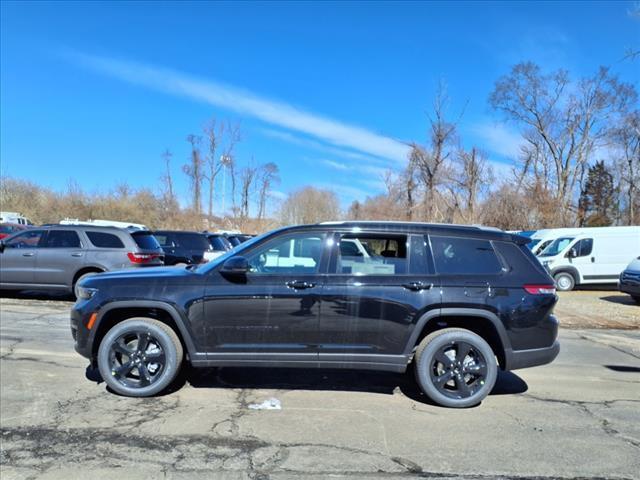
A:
<box><xmin>611</xmin><ymin>110</ymin><xmax>640</xmax><ymax>224</ymax></box>
<box><xmin>160</xmin><ymin>149</ymin><xmax>176</xmax><ymax>207</ymax></box>
<box><xmin>203</xmin><ymin>119</ymin><xmax>241</xmax><ymax>218</ymax></box>
<box><xmin>256</xmin><ymin>162</ymin><xmax>280</xmax><ymax>219</ymax></box>
<box><xmin>490</xmin><ymin>62</ymin><xmax>636</xmax><ymax>224</ymax></box>
<box><xmin>239</xmin><ymin>162</ymin><xmax>258</xmax><ymax>219</ymax></box>
<box><xmin>280</xmin><ymin>187</ymin><xmax>341</xmax><ymax>225</ymax></box>
<box><xmin>450</xmin><ymin>147</ymin><xmax>491</xmax><ymax>223</ymax></box>
<box><xmin>183</xmin><ymin>134</ymin><xmax>204</xmax><ymax>214</ymax></box>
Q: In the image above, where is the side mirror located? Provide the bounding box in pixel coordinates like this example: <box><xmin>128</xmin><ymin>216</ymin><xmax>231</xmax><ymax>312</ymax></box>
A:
<box><xmin>220</xmin><ymin>256</ymin><xmax>250</xmax><ymax>279</ymax></box>
<box><xmin>567</xmin><ymin>248</ymin><xmax>577</xmax><ymax>259</ymax></box>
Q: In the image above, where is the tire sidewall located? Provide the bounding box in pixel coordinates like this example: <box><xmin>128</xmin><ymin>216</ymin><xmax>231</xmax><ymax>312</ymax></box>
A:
<box><xmin>554</xmin><ymin>272</ymin><xmax>575</xmax><ymax>291</ymax></box>
<box><xmin>415</xmin><ymin>330</ymin><xmax>497</xmax><ymax>408</ymax></box>
<box><xmin>97</xmin><ymin>319</ymin><xmax>180</xmax><ymax>397</ymax></box>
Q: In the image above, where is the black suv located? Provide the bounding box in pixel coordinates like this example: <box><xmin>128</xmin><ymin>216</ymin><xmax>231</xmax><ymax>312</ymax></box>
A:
<box><xmin>71</xmin><ymin>222</ymin><xmax>559</xmax><ymax>408</ymax></box>
<box><xmin>152</xmin><ymin>230</ymin><xmax>216</xmax><ymax>265</ymax></box>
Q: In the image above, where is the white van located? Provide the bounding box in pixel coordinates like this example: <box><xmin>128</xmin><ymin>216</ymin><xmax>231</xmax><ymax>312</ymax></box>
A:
<box><xmin>530</xmin><ymin>226</ymin><xmax>639</xmax><ymax>256</ymax></box>
<box><xmin>0</xmin><ymin>211</ymin><xmax>34</xmax><ymax>226</ymax></box>
<box><xmin>537</xmin><ymin>227</ymin><xmax>640</xmax><ymax>291</ymax></box>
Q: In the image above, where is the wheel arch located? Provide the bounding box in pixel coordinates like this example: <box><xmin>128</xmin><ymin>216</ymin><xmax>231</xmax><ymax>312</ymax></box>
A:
<box><xmin>90</xmin><ymin>301</ymin><xmax>198</xmax><ymax>363</ymax></box>
<box><xmin>406</xmin><ymin>308</ymin><xmax>512</xmax><ymax>369</ymax></box>
<box><xmin>72</xmin><ymin>266</ymin><xmax>105</xmax><ymax>288</ymax></box>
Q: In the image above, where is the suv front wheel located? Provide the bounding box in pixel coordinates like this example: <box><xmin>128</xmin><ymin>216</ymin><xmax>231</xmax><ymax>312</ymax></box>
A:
<box><xmin>414</xmin><ymin>328</ymin><xmax>497</xmax><ymax>408</ymax></box>
<box><xmin>97</xmin><ymin>318</ymin><xmax>183</xmax><ymax>397</ymax></box>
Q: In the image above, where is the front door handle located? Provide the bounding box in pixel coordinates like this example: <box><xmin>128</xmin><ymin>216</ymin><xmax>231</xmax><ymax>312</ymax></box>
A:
<box><xmin>591</xmin><ymin>257</ymin><xmax>595</xmax><ymax>263</ymax></box>
<box><xmin>71</xmin><ymin>252</ymin><xmax>84</xmax><ymax>257</ymax></box>
<box><xmin>402</xmin><ymin>281</ymin><xmax>433</xmax><ymax>291</ymax></box>
<box><xmin>286</xmin><ymin>280</ymin><xmax>316</xmax><ymax>290</ymax></box>
<box><xmin>22</xmin><ymin>252</ymin><xmax>35</xmax><ymax>257</ymax></box>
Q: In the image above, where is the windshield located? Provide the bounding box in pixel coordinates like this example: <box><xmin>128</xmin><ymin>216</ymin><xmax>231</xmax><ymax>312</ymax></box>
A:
<box><xmin>539</xmin><ymin>237</ymin><xmax>575</xmax><ymax>257</ymax></box>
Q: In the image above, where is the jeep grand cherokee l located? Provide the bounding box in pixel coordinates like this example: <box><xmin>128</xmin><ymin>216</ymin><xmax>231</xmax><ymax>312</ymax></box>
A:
<box><xmin>71</xmin><ymin>222</ymin><xmax>560</xmax><ymax>408</ymax></box>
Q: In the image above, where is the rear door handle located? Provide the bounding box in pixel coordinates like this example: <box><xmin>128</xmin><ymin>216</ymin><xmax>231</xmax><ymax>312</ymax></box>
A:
<box><xmin>22</xmin><ymin>252</ymin><xmax>35</xmax><ymax>257</ymax></box>
<box><xmin>402</xmin><ymin>281</ymin><xmax>433</xmax><ymax>291</ymax></box>
<box><xmin>71</xmin><ymin>252</ymin><xmax>84</xmax><ymax>257</ymax></box>
<box><xmin>286</xmin><ymin>280</ymin><xmax>316</xmax><ymax>290</ymax></box>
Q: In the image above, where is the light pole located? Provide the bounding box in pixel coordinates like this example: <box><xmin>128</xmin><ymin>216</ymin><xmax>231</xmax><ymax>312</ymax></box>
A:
<box><xmin>220</xmin><ymin>154</ymin><xmax>231</xmax><ymax>216</ymax></box>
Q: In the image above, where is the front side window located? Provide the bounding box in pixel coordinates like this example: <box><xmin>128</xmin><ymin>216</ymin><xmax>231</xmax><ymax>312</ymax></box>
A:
<box><xmin>43</xmin><ymin>230</ymin><xmax>81</xmax><ymax>248</ymax></box>
<box><xmin>154</xmin><ymin>234</ymin><xmax>175</xmax><ymax>248</ymax></box>
<box><xmin>245</xmin><ymin>233</ymin><xmax>325</xmax><ymax>274</ymax></box>
<box><xmin>4</xmin><ymin>230</ymin><xmax>45</xmax><ymax>248</ymax></box>
<box><xmin>431</xmin><ymin>236</ymin><xmax>502</xmax><ymax>275</ymax></box>
<box><xmin>539</xmin><ymin>237</ymin><xmax>575</xmax><ymax>257</ymax></box>
<box><xmin>573</xmin><ymin>238</ymin><xmax>593</xmax><ymax>257</ymax></box>
<box><xmin>334</xmin><ymin>234</ymin><xmax>408</xmax><ymax>275</ymax></box>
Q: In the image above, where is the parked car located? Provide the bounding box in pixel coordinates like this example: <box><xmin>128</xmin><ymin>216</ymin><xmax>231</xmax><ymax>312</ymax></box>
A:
<box><xmin>153</xmin><ymin>231</ymin><xmax>217</xmax><ymax>265</ymax></box>
<box><xmin>537</xmin><ymin>227</ymin><xmax>640</xmax><ymax>291</ymax></box>
<box><xmin>204</xmin><ymin>232</ymin><xmax>233</xmax><ymax>258</ymax></box>
<box><xmin>619</xmin><ymin>257</ymin><xmax>640</xmax><ymax>304</ymax></box>
<box><xmin>60</xmin><ymin>218</ymin><xmax>148</xmax><ymax>230</ymax></box>
<box><xmin>71</xmin><ymin>221</ymin><xmax>560</xmax><ymax>408</ymax></box>
<box><xmin>0</xmin><ymin>223</ymin><xmax>28</xmax><ymax>240</ymax></box>
<box><xmin>0</xmin><ymin>225</ymin><xmax>164</xmax><ymax>297</ymax></box>
<box><xmin>0</xmin><ymin>211</ymin><xmax>34</xmax><ymax>226</ymax></box>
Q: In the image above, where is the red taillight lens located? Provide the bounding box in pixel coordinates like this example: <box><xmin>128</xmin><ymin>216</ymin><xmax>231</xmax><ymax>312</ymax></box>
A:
<box><xmin>524</xmin><ymin>284</ymin><xmax>556</xmax><ymax>295</ymax></box>
<box><xmin>127</xmin><ymin>252</ymin><xmax>161</xmax><ymax>264</ymax></box>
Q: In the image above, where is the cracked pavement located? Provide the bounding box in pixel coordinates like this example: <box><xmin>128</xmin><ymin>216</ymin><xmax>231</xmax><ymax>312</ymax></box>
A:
<box><xmin>0</xmin><ymin>297</ymin><xmax>639</xmax><ymax>479</ymax></box>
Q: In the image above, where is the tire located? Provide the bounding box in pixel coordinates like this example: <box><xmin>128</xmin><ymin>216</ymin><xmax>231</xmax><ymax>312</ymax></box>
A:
<box><xmin>73</xmin><ymin>271</ymin><xmax>101</xmax><ymax>299</ymax></box>
<box><xmin>554</xmin><ymin>272</ymin><xmax>575</xmax><ymax>292</ymax></box>
<box><xmin>414</xmin><ymin>328</ymin><xmax>498</xmax><ymax>408</ymax></box>
<box><xmin>97</xmin><ymin>318</ymin><xmax>183</xmax><ymax>397</ymax></box>
<box><xmin>632</xmin><ymin>295</ymin><xmax>640</xmax><ymax>305</ymax></box>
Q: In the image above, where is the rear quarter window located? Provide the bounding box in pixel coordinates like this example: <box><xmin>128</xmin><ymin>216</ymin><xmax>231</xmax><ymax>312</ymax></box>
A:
<box><xmin>430</xmin><ymin>236</ymin><xmax>503</xmax><ymax>275</ymax></box>
<box><xmin>86</xmin><ymin>231</ymin><xmax>125</xmax><ymax>249</ymax></box>
<box><xmin>132</xmin><ymin>232</ymin><xmax>161</xmax><ymax>250</ymax></box>
<box><xmin>175</xmin><ymin>233</ymin><xmax>210</xmax><ymax>250</ymax></box>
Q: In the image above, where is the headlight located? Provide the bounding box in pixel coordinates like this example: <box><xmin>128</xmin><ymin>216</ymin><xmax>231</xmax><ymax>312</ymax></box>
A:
<box><xmin>76</xmin><ymin>286</ymin><xmax>98</xmax><ymax>300</ymax></box>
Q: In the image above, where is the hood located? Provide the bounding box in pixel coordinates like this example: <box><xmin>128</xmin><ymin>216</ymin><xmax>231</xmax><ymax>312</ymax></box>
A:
<box><xmin>626</xmin><ymin>257</ymin><xmax>640</xmax><ymax>272</ymax></box>
<box><xmin>84</xmin><ymin>266</ymin><xmax>194</xmax><ymax>284</ymax></box>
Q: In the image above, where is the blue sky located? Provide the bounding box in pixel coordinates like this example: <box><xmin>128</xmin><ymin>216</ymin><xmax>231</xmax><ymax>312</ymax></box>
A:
<box><xmin>1</xmin><ymin>1</ymin><xmax>638</xmax><ymax>213</ymax></box>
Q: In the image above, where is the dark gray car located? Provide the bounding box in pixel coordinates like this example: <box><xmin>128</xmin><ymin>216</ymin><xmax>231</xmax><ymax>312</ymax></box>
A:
<box><xmin>0</xmin><ymin>225</ymin><xmax>164</xmax><ymax>297</ymax></box>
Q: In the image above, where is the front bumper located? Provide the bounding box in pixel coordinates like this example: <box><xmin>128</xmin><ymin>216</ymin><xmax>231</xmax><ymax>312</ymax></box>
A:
<box><xmin>619</xmin><ymin>281</ymin><xmax>640</xmax><ymax>296</ymax></box>
<box><xmin>70</xmin><ymin>303</ymin><xmax>94</xmax><ymax>359</ymax></box>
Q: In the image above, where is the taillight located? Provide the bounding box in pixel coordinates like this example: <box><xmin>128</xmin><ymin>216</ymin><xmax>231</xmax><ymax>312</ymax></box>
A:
<box><xmin>127</xmin><ymin>252</ymin><xmax>161</xmax><ymax>264</ymax></box>
<box><xmin>524</xmin><ymin>284</ymin><xmax>556</xmax><ymax>295</ymax></box>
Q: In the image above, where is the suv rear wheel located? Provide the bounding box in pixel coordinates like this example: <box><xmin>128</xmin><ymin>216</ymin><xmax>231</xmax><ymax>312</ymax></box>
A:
<box><xmin>414</xmin><ymin>328</ymin><xmax>497</xmax><ymax>408</ymax></box>
<box><xmin>97</xmin><ymin>318</ymin><xmax>183</xmax><ymax>397</ymax></box>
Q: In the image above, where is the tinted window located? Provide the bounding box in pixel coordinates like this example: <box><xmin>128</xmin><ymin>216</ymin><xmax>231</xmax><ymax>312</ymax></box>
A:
<box><xmin>132</xmin><ymin>232</ymin><xmax>161</xmax><ymax>250</ymax></box>
<box><xmin>154</xmin><ymin>234</ymin><xmax>174</xmax><ymax>248</ymax></box>
<box><xmin>431</xmin><ymin>236</ymin><xmax>502</xmax><ymax>274</ymax></box>
<box><xmin>43</xmin><ymin>230</ymin><xmax>81</xmax><ymax>248</ymax></box>
<box><xmin>4</xmin><ymin>230</ymin><xmax>44</xmax><ymax>248</ymax></box>
<box><xmin>0</xmin><ymin>225</ymin><xmax>20</xmax><ymax>234</ymax></box>
<box><xmin>334</xmin><ymin>234</ymin><xmax>407</xmax><ymax>275</ymax></box>
<box><xmin>174</xmin><ymin>233</ymin><xmax>210</xmax><ymax>250</ymax></box>
<box><xmin>209</xmin><ymin>236</ymin><xmax>232</xmax><ymax>251</ymax></box>
<box><xmin>409</xmin><ymin>235</ymin><xmax>432</xmax><ymax>274</ymax></box>
<box><xmin>246</xmin><ymin>233</ymin><xmax>324</xmax><ymax>274</ymax></box>
<box><xmin>86</xmin><ymin>231</ymin><xmax>125</xmax><ymax>249</ymax></box>
<box><xmin>574</xmin><ymin>238</ymin><xmax>593</xmax><ymax>257</ymax></box>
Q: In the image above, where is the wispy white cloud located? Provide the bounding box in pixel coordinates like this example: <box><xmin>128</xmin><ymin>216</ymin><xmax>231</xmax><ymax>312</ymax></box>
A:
<box><xmin>64</xmin><ymin>51</ymin><xmax>411</xmax><ymax>163</ymax></box>
<box><xmin>321</xmin><ymin>159</ymin><xmax>349</xmax><ymax>171</ymax></box>
<box><xmin>470</xmin><ymin>121</ymin><xmax>523</xmax><ymax>159</ymax></box>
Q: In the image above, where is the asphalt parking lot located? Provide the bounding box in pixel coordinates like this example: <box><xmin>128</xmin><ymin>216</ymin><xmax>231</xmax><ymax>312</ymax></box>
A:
<box><xmin>1</xmin><ymin>295</ymin><xmax>639</xmax><ymax>480</ymax></box>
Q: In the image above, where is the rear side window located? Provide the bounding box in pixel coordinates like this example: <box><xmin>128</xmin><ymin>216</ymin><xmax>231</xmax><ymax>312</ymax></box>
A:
<box><xmin>430</xmin><ymin>236</ymin><xmax>503</xmax><ymax>275</ymax></box>
<box><xmin>43</xmin><ymin>230</ymin><xmax>81</xmax><ymax>248</ymax></box>
<box><xmin>132</xmin><ymin>232</ymin><xmax>161</xmax><ymax>250</ymax></box>
<box><xmin>86</xmin><ymin>231</ymin><xmax>125</xmax><ymax>249</ymax></box>
<box><xmin>334</xmin><ymin>234</ymin><xmax>408</xmax><ymax>275</ymax></box>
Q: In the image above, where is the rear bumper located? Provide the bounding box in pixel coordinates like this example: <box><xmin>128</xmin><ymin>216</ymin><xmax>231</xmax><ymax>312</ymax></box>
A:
<box><xmin>505</xmin><ymin>340</ymin><xmax>560</xmax><ymax>370</ymax></box>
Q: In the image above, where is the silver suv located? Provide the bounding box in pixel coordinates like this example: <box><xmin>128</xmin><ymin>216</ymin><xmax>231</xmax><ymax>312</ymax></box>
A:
<box><xmin>0</xmin><ymin>225</ymin><xmax>164</xmax><ymax>297</ymax></box>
